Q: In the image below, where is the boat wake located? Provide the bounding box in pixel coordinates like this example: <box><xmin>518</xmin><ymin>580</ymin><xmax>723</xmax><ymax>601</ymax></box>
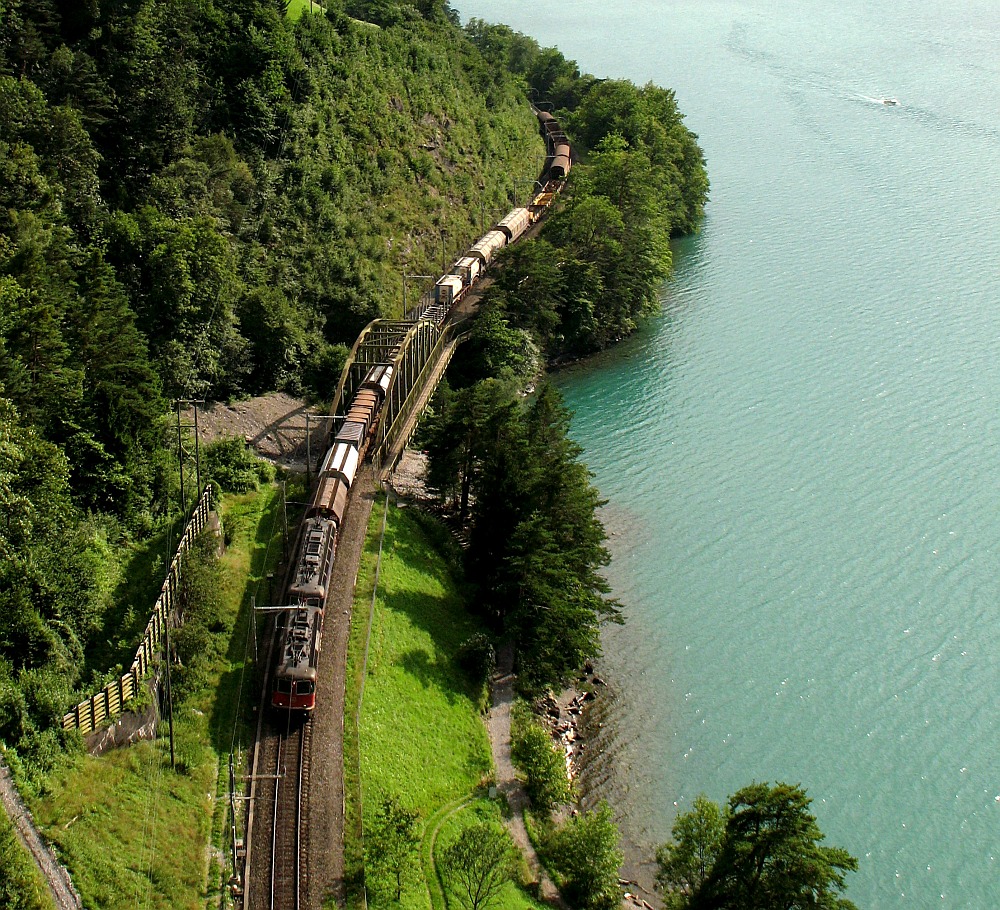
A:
<box><xmin>858</xmin><ymin>93</ymin><xmax>900</xmax><ymax>106</ymax></box>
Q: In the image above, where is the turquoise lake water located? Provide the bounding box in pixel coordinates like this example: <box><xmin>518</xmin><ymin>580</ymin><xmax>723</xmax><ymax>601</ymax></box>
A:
<box><xmin>454</xmin><ymin>1</ymin><xmax>1000</xmax><ymax>906</ymax></box>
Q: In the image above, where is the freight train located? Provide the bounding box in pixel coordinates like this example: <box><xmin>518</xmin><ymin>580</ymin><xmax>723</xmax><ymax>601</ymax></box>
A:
<box><xmin>270</xmin><ymin>363</ymin><xmax>394</xmax><ymax>711</ymax></box>
<box><xmin>271</xmin><ymin>109</ymin><xmax>571</xmax><ymax>711</ymax></box>
<box><xmin>419</xmin><ymin>109</ymin><xmax>572</xmax><ymax>320</ymax></box>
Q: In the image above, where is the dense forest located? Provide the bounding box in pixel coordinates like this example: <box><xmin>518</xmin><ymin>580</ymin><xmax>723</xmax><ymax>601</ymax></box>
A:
<box><xmin>0</xmin><ymin>0</ymin><xmax>708</xmax><ymax>790</ymax></box>
<box><xmin>0</xmin><ymin>0</ymin><xmax>545</xmax><ymax>785</ymax></box>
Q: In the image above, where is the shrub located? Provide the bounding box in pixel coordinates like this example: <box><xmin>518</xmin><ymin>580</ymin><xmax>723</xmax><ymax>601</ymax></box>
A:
<box><xmin>509</xmin><ymin>701</ymin><xmax>570</xmax><ymax>811</ymax></box>
<box><xmin>365</xmin><ymin>795</ymin><xmax>420</xmax><ymax>901</ymax></box>
<box><xmin>203</xmin><ymin>437</ymin><xmax>274</xmax><ymax>493</ymax></box>
<box><xmin>456</xmin><ymin>633</ymin><xmax>495</xmax><ymax>686</ymax></box>
<box><xmin>544</xmin><ymin>802</ymin><xmax>623</xmax><ymax>910</ymax></box>
<box><xmin>172</xmin><ymin>531</ymin><xmax>227</xmax><ymax>700</ymax></box>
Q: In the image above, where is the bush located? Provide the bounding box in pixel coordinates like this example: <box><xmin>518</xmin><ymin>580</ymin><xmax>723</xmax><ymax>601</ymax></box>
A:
<box><xmin>172</xmin><ymin>531</ymin><xmax>227</xmax><ymax>700</ymax></box>
<box><xmin>509</xmin><ymin>701</ymin><xmax>570</xmax><ymax>811</ymax></box>
<box><xmin>203</xmin><ymin>437</ymin><xmax>274</xmax><ymax>493</ymax></box>
<box><xmin>544</xmin><ymin>802</ymin><xmax>623</xmax><ymax>910</ymax></box>
<box><xmin>303</xmin><ymin>342</ymin><xmax>349</xmax><ymax>402</ymax></box>
<box><xmin>456</xmin><ymin>633</ymin><xmax>496</xmax><ymax>686</ymax></box>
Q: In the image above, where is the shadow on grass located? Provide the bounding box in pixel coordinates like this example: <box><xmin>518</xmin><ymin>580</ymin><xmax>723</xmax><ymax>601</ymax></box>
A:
<box><xmin>377</xmin><ymin>514</ymin><xmax>481</xmax><ymax>710</ymax></box>
<box><xmin>394</xmin><ymin>646</ymin><xmax>464</xmax><ymax>706</ymax></box>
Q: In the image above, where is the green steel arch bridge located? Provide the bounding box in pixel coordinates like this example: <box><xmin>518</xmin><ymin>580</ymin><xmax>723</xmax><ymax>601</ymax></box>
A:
<box><xmin>325</xmin><ymin>306</ymin><xmax>469</xmax><ymax>481</ymax></box>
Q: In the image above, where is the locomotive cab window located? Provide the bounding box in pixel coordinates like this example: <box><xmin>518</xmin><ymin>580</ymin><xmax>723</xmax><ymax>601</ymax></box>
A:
<box><xmin>276</xmin><ymin>678</ymin><xmax>294</xmax><ymax>694</ymax></box>
<box><xmin>296</xmin><ymin>681</ymin><xmax>315</xmax><ymax>695</ymax></box>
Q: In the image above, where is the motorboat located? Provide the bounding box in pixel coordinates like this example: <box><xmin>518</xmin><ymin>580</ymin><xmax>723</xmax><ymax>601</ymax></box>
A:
<box><xmin>882</xmin><ymin>97</ymin><xmax>899</xmax><ymax>106</ymax></box>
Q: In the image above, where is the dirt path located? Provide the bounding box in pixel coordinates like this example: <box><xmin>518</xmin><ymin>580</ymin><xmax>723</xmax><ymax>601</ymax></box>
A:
<box><xmin>0</xmin><ymin>757</ymin><xmax>82</xmax><ymax>910</ymax></box>
<box><xmin>487</xmin><ymin>650</ymin><xmax>565</xmax><ymax>907</ymax></box>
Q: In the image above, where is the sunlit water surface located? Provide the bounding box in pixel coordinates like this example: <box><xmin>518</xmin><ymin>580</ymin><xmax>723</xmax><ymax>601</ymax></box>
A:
<box><xmin>454</xmin><ymin>1</ymin><xmax>1000</xmax><ymax>906</ymax></box>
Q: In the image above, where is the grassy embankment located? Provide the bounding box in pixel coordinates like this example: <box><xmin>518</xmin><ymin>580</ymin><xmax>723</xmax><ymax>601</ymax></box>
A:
<box><xmin>342</xmin><ymin>497</ymin><xmax>545</xmax><ymax>910</ymax></box>
<box><xmin>31</xmin><ymin>484</ymin><xmax>295</xmax><ymax>910</ymax></box>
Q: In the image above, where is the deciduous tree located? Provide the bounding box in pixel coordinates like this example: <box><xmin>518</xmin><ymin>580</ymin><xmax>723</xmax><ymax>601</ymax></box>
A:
<box><xmin>658</xmin><ymin>782</ymin><xmax>858</xmax><ymax>910</ymax></box>
<box><xmin>365</xmin><ymin>795</ymin><xmax>421</xmax><ymax>901</ymax></box>
<box><xmin>655</xmin><ymin>795</ymin><xmax>726</xmax><ymax>908</ymax></box>
<box><xmin>441</xmin><ymin>821</ymin><xmax>518</xmax><ymax>910</ymax></box>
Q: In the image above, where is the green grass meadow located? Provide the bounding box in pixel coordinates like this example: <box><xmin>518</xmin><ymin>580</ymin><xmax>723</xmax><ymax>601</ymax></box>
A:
<box><xmin>31</xmin><ymin>485</ymin><xmax>291</xmax><ymax>910</ymax></box>
<box><xmin>344</xmin><ymin>498</ymin><xmax>545</xmax><ymax>910</ymax></box>
<box><xmin>285</xmin><ymin>0</ymin><xmax>322</xmax><ymax>20</ymax></box>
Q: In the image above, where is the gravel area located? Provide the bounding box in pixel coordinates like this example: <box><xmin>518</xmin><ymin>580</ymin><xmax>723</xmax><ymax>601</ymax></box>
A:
<box><xmin>181</xmin><ymin>393</ymin><xmax>330</xmax><ymax>472</ymax></box>
<box><xmin>306</xmin><ymin>467</ymin><xmax>378</xmax><ymax>909</ymax></box>
<box><xmin>387</xmin><ymin>450</ymin><xmax>433</xmax><ymax>503</ymax></box>
<box><xmin>0</xmin><ymin>756</ymin><xmax>82</xmax><ymax>910</ymax></box>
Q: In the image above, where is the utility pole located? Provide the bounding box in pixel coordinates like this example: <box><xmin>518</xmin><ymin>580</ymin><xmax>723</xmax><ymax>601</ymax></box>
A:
<box><xmin>251</xmin><ymin>596</ymin><xmax>258</xmax><ymax>663</ymax></box>
<box><xmin>402</xmin><ymin>273</ymin><xmax>433</xmax><ymax>320</ymax></box>
<box><xmin>193</xmin><ymin>401</ymin><xmax>202</xmax><ymax>492</ymax></box>
<box><xmin>174</xmin><ymin>399</ymin><xmax>206</xmax><ymax>514</ymax></box>
<box><xmin>175</xmin><ymin>402</ymin><xmax>185</xmax><ymax>512</ymax></box>
<box><xmin>163</xmin><ymin>618</ymin><xmax>176</xmax><ymax>769</ymax></box>
<box><xmin>281</xmin><ymin>480</ymin><xmax>288</xmax><ymax>557</ymax></box>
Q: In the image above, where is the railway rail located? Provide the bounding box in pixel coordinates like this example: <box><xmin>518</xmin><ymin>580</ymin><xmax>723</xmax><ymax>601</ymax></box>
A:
<box><xmin>268</xmin><ymin>715</ymin><xmax>311</xmax><ymax>910</ymax></box>
<box><xmin>247</xmin><ymin>668</ymin><xmax>314</xmax><ymax>909</ymax></box>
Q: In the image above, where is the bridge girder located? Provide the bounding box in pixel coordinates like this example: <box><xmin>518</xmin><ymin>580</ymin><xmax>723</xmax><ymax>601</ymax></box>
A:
<box><xmin>326</xmin><ymin>317</ymin><xmax>443</xmax><ymax>462</ymax></box>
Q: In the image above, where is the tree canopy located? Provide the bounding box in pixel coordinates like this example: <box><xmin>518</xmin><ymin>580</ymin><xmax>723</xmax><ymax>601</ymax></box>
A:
<box><xmin>441</xmin><ymin>822</ymin><xmax>518</xmax><ymax>910</ymax></box>
<box><xmin>426</xmin><ymin>380</ymin><xmax>620</xmax><ymax>690</ymax></box>
<box><xmin>656</xmin><ymin>783</ymin><xmax>858</xmax><ymax>910</ymax></box>
<box><xmin>365</xmin><ymin>795</ymin><xmax>421</xmax><ymax>901</ymax></box>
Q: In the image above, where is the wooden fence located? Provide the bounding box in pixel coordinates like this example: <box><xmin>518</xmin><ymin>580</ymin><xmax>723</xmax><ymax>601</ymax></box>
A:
<box><xmin>62</xmin><ymin>487</ymin><xmax>215</xmax><ymax>734</ymax></box>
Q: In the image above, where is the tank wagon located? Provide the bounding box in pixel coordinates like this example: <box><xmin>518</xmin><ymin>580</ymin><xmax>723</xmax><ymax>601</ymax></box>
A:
<box><xmin>271</xmin><ymin>361</ymin><xmax>395</xmax><ymax>711</ymax></box>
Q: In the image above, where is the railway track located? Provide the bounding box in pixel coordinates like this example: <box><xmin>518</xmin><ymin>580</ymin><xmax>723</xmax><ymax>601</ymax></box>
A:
<box><xmin>249</xmin><ymin>708</ymin><xmax>312</xmax><ymax>910</ymax></box>
<box><xmin>245</xmin><ymin>598</ymin><xmax>314</xmax><ymax>910</ymax></box>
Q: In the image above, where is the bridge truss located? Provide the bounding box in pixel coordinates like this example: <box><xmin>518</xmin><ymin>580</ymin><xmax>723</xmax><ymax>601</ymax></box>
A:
<box><xmin>327</xmin><ymin>316</ymin><xmax>461</xmax><ymax>477</ymax></box>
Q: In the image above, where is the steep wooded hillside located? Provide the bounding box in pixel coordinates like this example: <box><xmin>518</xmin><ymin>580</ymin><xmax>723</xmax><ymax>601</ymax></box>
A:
<box><xmin>0</xmin><ymin>0</ymin><xmax>542</xmax><ymax>787</ymax></box>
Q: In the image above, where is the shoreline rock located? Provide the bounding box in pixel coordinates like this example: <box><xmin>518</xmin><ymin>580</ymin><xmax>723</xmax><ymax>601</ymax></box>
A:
<box><xmin>538</xmin><ymin>669</ymin><xmax>664</xmax><ymax>910</ymax></box>
<box><xmin>536</xmin><ymin>667</ymin><xmax>607</xmax><ymax>786</ymax></box>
